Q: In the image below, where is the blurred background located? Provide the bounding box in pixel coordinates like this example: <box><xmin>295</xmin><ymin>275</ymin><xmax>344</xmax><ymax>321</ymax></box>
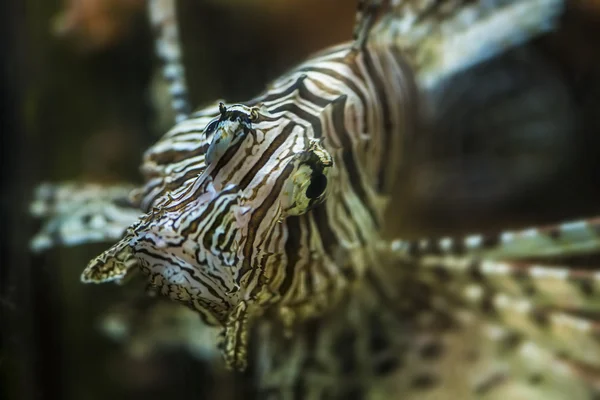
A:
<box><xmin>1</xmin><ymin>1</ymin><xmax>600</xmax><ymax>399</ymax></box>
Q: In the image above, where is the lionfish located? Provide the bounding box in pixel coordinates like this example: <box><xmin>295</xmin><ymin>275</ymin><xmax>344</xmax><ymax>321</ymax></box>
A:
<box><xmin>31</xmin><ymin>0</ymin><xmax>600</xmax><ymax>398</ymax></box>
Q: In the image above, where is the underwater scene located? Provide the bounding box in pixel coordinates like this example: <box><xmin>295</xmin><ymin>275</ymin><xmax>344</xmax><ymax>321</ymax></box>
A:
<box><xmin>3</xmin><ymin>0</ymin><xmax>600</xmax><ymax>399</ymax></box>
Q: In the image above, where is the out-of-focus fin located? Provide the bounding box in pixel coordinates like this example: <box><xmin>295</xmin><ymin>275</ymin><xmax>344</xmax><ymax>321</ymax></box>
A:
<box><xmin>393</xmin><ymin>217</ymin><xmax>600</xmax><ymax>260</ymax></box>
<box><xmin>451</xmin><ymin>282</ymin><xmax>600</xmax><ymax>368</ymax></box>
<box><xmin>457</xmin><ymin>311</ymin><xmax>599</xmax><ymax>399</ymax></box>
<box><xmin>370</xmin><ymin>0</ymin><xmax>565</xmax><ymax>89</ymax></box>
<box><xmin>99</xmin><ymin>295</ymin><xmax>222</xmax><ymax>362</ymax></box>
<box><xmin>352</xmin><ymin>0</ymin><xmax>389</xmax><ymax>50</ymax></box>
<box><xmin>416</xmin><ymin>0</ymin><xmax>564</xmax><ymax>90</ymax></box>
<box><xmin>148</xmin><ymin>0</ymin><xmax>191</xmax><ymax>123</ymax></box>
<box><xmin>476</xmin><ymin>319</ymin><xmax>600</xmax><ymax>399</ymax></box>
<box><xmin>30</xmin><ymin>182</ymin><xmax>142</xmax><ymax>253</ymax></box>
<box><xmin>382</xmin><ymin>215</ymin><xmax>600</xmax><ymax>396</ymax></box>
<box><xmin>419</xmin><ymin>257</ymin><xmax>600</xmax><ymax>309</ymax></box>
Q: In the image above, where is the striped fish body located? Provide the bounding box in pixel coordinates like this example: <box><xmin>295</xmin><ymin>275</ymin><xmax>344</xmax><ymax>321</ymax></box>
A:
<box><xmin>119</xmin><ymin>42</ymin><xmax>419</xmax><ymax>356</ymax></box>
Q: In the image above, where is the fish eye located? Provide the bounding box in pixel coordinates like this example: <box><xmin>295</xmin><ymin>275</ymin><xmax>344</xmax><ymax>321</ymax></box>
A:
<box><xmin>306</xmin><ymin>173</ymin><xmax>327</xmax><ymax>199</ymax></box>
<box><xmin>204</xmin><ymin>119</ymin><xmax>219</xmax><ymax>136</ymax></box>
<box><xmin>279</xmin><ymin>139</ymin><xmax>333</xmax><ymax>219</ymax></box>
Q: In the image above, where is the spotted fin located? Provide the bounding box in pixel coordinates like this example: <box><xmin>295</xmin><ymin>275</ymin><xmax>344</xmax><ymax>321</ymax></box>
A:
<box><xmin>373</xmin><ymin>280</ymin><xmax>600</xmax><ymax>399</ymax></box>
<box><xmin>398</xmin><ymin>308</ymin><xmax>600</xmax><ymax>399</ymax></box>
<box><xmin>386</xmin><ymin>217</ymin><xmax>600</xmax><ymax>396</ymax></box>
<box><xmin>394</xmin><ymin>217</ymin><xmax>600</xmax><ymax>260</ymax></box>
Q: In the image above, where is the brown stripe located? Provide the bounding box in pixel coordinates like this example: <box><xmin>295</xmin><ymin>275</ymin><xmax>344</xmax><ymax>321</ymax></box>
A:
<box><xmin>361</xmin><ymin>49</ymin><xmax>393</xmax><ymax>192</ymax></box>
<box><xmin>238</xmin><ymin>160</ymin><xmax>297</xmax><ymax>287</ymax></box>
<box><xmin>239</xmin><ymin>121</ymin><xmax>297</xmax><ymax>190</ymax></box>
<box><xmin>146</xmin><ymin>143</ymin><xmax>207</xmax><ymax>166</ymax></box>
<box><xmin>330</xmin><ymin>95</ymin><xmax>379</xmax><ymax>228</ymax></box>
<box><xmin>299</xmin><ymin>66</ymin><xmax>368</xmax><ymax>130</ymax></box>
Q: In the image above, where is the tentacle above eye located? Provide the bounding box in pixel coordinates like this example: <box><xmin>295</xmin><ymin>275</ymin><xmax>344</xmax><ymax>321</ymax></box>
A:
<box><xmin>204</xmin><ymin>103</ymin><xmax>259</xmax><ymax>166</ymax></box>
